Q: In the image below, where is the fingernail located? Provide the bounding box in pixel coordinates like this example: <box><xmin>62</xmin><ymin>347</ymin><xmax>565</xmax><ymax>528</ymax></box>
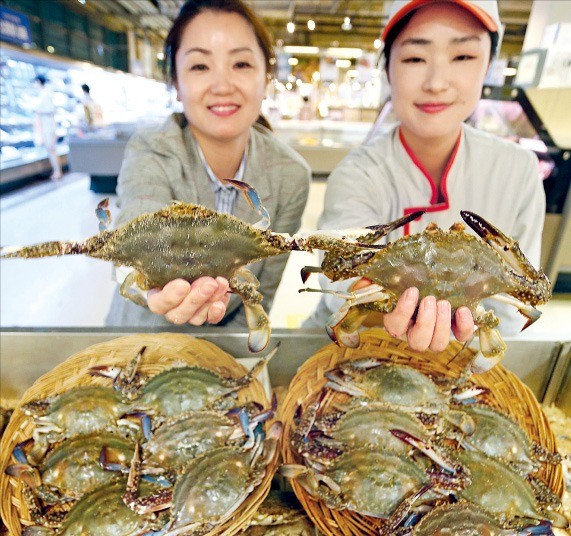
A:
<box><xmin>458</xmin><ymin>307</ymin><xmax>473</xmax><ymax>323</ymax></box>
<box><xmin>404</xmin><ymin>287</ymin><xmax>419</xmax><ymax>303</ymax></box>
<box><xmin>200</xmin><ymin>282</ymin><xmax>217</xmax><ymax>296</ymax></box>
<box><xmin>423</xmin><ymin>296</ymin><xmax>436</xmax><ymax>311</ymax></box>
<box><xmin>437</xmin><ymin>300</ymin><xmax>451</xmax><ymax>315</ymax></box>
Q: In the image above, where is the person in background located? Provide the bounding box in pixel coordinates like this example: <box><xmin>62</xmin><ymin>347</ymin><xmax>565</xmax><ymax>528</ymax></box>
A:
<box><xmin>106</xmin><ymin>0</ymin><xmax>310</xmax><ymax>329</ymax></box>
<box><xmin>33</xmin><ymin>75</ymin><xmax>62</xmax><ymax>181</ymax></box>
<box><xmin>305</xmin><ymin>0</ymin><xmax>545</xmax><ymax>356</ymax></box>
<box><xmin>79</xmin><ymin>83</ymin><xmax>103</xmax><ymax>130</ymax></box>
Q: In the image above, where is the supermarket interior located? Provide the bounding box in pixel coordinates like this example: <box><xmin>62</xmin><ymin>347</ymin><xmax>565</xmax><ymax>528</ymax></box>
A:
<box><xmin>1</xmin><ymin>0</ymin><xmax>570</xmax><ymax>382</ymax></box>
<box><xmin>1</xmin><ymin>0</ymin><xmax>571</xmax><ymax>532</ymax></box>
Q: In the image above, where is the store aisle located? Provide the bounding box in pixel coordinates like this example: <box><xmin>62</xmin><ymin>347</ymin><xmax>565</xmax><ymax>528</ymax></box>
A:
<box><xmin>1</xmin><ymin>174</ymin><xmax>569</xmax><ymax>338</ymax></box>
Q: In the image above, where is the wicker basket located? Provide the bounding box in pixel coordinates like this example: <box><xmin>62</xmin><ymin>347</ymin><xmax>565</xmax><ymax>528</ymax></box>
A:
<box><xmin>0</xmin><ymin>333</ymin><xmax>278</xmax><ymax>535</ymax></box>
<box><xmin>279</xmin><ymin>328</ymin><xmax>565</xmax><ymax>536</ymax></box>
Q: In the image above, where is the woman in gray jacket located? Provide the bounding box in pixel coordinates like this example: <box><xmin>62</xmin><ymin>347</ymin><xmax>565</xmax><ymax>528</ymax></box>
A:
<box><xmin>106</xmin><ymin>0</ymin><xmax>310</xmax><ymax>329</ymax></box>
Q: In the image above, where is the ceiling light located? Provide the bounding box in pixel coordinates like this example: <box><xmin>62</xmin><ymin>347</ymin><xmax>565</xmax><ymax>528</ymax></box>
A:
<box><xmin>47</xmin><ymin>46</ymin><xmax>55</xmax><ymax>53</ymax></box>
<box><xmin>374</xmin><ymin>39</ymin><xmax>382</xmax><ymax>49</ymax></box>
<box><xmin>283</xmin><ymin>46</ymin><xmax>320</xmax><ymax>55</ymax></box>
<box><xmin>503</xmin><ymin>67</ymin><xmax>517</xmax><ymax>76</ymax></box>
<box><xmin>307</xmin><ymin>19</ymin><xmax>315</xmax><ymax>31</ymax></box>
<box><xmin>312</xmin><ymin>71</ymin><xmax>320</xmax><ymax>81</ymax></box>
<box><xmin>347</xmin><ymin>69</ymin><xmax>359</xmax><ymax>78</ymax></box>
<box><xmin>287</xmin><ymin>21</ymin><xmax>295</xmax><ymax>33</ymax></box>
<box><xmin>286</xmin><ymin>82</ymin><xmax>293</xmax><ymax>90</ymax></box>
<box><xmin>156</xmin><ymin>52</ymin><xmax>164</xmax><ymax>60</ymax></box>
<box><xmin>342</xmin><ymin>17</ymin><xmax>352</xmax><ymax>31</ymax></box>
<box><xmin>336</xmin><ymin>59</ymin><xmax>351</xmax><ymax>68</ymax></box>
<box><xmin>288</xmin><ymin>57</ymin><xmax>299</xmax><ymax>66</ymax></box>
<box><xmin>325</xmin><ymin>47</ymin><xmax>363</xmax><ymax>59</ymax></box>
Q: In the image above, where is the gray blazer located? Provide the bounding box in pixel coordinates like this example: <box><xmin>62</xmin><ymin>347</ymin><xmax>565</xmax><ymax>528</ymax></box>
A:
<box><xmin>105</xmin><ymin>113</ymin><xmax>311</xmax><ymax>328</ymax></box>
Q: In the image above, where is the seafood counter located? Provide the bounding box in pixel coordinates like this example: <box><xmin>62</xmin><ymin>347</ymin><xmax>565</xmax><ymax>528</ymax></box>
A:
<box><xmin>0</xmin><ymin>328</ymin><xmax>570</xmax><ymax>535</ymax></box>
<box><xmin>1</xmin><ymin>328</ymin><xmax>569</xmax><ymax>400</ymax></box>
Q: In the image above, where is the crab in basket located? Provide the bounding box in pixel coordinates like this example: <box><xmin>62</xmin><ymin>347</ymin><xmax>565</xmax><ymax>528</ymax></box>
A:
<box><xmin>301</xmin><ymin>210</ymin><xmax>551</xmax><ymax>372</ymax></box>
<box><xmin>121</xmin><ymin>421</ymin><xmax>282</xmax><ymax>536</ymax></box>
<box><xmin>0</xmin><ymin>180</ymin><xmax>372</xmax><ymax>353</ymax></box>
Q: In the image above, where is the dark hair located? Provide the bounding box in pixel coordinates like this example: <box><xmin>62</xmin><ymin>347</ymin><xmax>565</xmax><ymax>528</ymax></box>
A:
<box><xmin>164</xmin><ymin>0</ymin><xmax>274</xmax><ymax>85</ymax></box>
<box><xmin>382</xmin><ymin>11</ymin><xmax>499</xmax><ymax>69</ymax></box>
<box><xmin>81</xmin><ymin>83</ymin><xmax>91</xmax><ymax>94</ymax></box>
<box><xmin>34</xmin><ymin>74</ymin><xmax>47</xmax><ymax>86</ymax></box>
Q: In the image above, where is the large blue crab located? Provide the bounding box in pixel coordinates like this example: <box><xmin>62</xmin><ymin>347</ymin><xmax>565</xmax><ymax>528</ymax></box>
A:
<box><xmin>0</xmin><ymin>181</ymin><xmax>366</xmax><ymax>353</ymax></box>
<box><xmin>302</xmin><ymin>211</ymin><xmax>551</xmax><ymax>372</ymax></box>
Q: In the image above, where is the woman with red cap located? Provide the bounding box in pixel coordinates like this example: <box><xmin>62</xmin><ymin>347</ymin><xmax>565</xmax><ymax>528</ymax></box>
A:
<box><xmin>305</xmin><ymin>0</ymin><xmax>546</xmax><ymax>357</ymax></box>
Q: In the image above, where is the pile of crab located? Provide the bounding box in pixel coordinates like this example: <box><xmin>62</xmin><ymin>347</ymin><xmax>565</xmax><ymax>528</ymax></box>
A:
<box><xmin>280</xmin><ymin>352</ymin><xmax>569</xmax><ymax>535</ymax></box>
<box><xmin>2</xmin><ymin>344</ymin><xmax>282</xmax><ymax>536</ymax></box>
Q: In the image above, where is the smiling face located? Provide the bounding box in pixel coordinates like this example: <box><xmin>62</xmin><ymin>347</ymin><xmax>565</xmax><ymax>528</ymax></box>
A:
<box><xmin>388</xmin><ymin>3</ymin><xmax>491</xmax><ymax>150</ymax></box>
<box><xmin>174</xmin><ymin>10</ymin><xmax>268</xmax><ymax>147</ymax></box>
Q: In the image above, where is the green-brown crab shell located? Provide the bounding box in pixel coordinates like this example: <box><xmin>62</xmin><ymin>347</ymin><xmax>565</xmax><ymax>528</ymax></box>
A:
<box><xmin>143</xmin><ymin>410</ymin><xmax>245</xmax><ymax>472</ymax></box>
<box><xmin>24</xmin><ymin>386</ymin><xmax>129</xmax><ymax>443</ymax></box>
<box><xmin>53</xmin><ymin>478</ymin><xmax>162</xmax><ymax>535</ymax></box>
<box><xmin>411</xmin><ymin>502</ymin><xmax>508</xmax><ymax>535</ymax></box>
<box><xmin>133</xmin><ymin>365</ymin><xmax>252</xmax><ymax>418</ymax></box>
<box><xmin>40</xmin><ymin>433</ymin><xmax>134</xmax><ymax>500</ymax></box>
<box><xmin>458</xmin><ymin>404</ymin><xmax>536</xmax><ymax>474</ymax></box>
<box><xmin>456</xmin><ymin>450</ymin><xmax>542</xmax><ymax>524</ymax></box>
<box><xmin>316</xmin><ymin>448</ymin><xmax>430</xmax><ymax>517</ymax></box>
<box><xmin>317</xmin><ymin>403</ymin><xmax>430</xmax><ymax>455</ymax></box>
<box><xmin>88</xmin><ymin>204</ymin><xmax>287</xmax><ymax>289</ymax></box>
<box><xmin>321</xmin><ymin>223</ymin><xmax>549</xmax><ymax>314</ymax></box>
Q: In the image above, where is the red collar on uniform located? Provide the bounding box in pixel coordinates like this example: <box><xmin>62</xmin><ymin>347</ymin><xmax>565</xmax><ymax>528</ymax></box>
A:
<box><xmin>398</xmin><ymin>127</ymin><xmax>462</xmax><ymax>234</ymax></box>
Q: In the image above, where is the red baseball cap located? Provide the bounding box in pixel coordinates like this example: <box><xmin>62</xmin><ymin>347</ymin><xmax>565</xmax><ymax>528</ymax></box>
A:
<box><xmin>381</xmin><ymin>0</ymin><xmax>500</xmax><ymax>41</ymax></box>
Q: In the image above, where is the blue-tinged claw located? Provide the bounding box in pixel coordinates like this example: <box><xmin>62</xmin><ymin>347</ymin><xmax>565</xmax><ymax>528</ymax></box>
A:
<box><xmin>239</xmin><ymin>408</ymin><xmax>255</xmax><ymax>448</ymax></box>
<box><xmin>227</xmin><ymin>179</ymin><xmax>270</xmax><ymax>230</ymax></box>
<box><xmin>96</xmin><ymin>198</ymin><xmax>111</xmax><ymax>232</ymax></box>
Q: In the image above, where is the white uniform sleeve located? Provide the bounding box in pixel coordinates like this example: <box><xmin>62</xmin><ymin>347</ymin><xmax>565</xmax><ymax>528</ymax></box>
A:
<box><xmin>483</xmin><ymin>149</ymin><xmax>546</xmax><ymax>336</ymax></box>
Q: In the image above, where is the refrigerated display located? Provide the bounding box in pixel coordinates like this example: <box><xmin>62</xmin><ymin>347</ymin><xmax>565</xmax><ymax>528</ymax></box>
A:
<box><xmin>0</xmin><ymin>45</ymin><xmax>175</xmax><ymax>192</ymax></box>
<box><xmin>0</xmin><ymin>49</ymin><xmax>74</xmax><ymax>189</ymax></box>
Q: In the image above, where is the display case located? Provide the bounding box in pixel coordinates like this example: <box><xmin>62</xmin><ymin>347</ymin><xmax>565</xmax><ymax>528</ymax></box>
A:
<box><xmin>1</xmin><ymin>328</ymin><xmax>569</xmax><ymax>408</ymax></box>
<box><xmin>0</xmin><ymin>44</ymin><xmax>175</xmax><ymax>192</ymax></box>
<box><xmin>0</xmin><ymin>47</ymin><xmax>74</xmax><ymax>189</ymax></box>
<box><xmin>272</xmin><ymin>119</ymin><xmax>376</xmax><ymax>175</ymax></box>
<box><xmin>468</xmin><ymin>85</ymin><xmax>571</xmax><ymax>287</ymax></box>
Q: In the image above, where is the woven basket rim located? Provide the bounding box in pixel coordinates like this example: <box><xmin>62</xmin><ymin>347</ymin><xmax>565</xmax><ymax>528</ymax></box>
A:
<box><xmin>0</xmin><ymin>332</ymin><xmax>277</xmax><ymax>536</ymax></box>
<box><xmin>279</xmin><ymin>328</ymin><xmax>564</xmax><ymax>536</ymax></box>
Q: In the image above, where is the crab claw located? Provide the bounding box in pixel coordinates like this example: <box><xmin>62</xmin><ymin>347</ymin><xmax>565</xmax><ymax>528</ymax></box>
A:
<box><xmin>300</xmin><ymin>266</ymin><xmax>322</xmax><ymax>283</ymax></box>
<box><xmin>390</xmin><ymin>429</ymin><xmax>459</xmax><ymax>475</ymax></box>
<box><xmin>227</xmin><ymin>179</ymin><xmax>271</xmax><ymax>230</ymax></box>
<box><xmin>461</xmin><ymin>211</ymin><xmax>552</xmax><ymax>306</ymax></box>
<box><xmin>96</xmin><ymin>198</ymin><xmax>111</xmax><ymax>232</ymax></box>
<box><xmin>365</xmin><ymin>210</ymin><xmax>425</xmax><ymax>244</ymax></box>
<box><xmin>5</xmin><ymin>463</ymin><xmax>42</xmax><ymax>488</ymax></box>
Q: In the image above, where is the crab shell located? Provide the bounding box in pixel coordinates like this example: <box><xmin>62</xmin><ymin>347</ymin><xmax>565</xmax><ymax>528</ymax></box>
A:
<box><xmin>22</xmin><ymin>386</ymin><xmax>130</xmax><ymax>448</ymax></box>
<box><xmin>8</xmin><ymin>433</ymin><xmax>135</xmax><ymax>506</ymax></box>
<box><xmin>131</xmin><ymin>356</ymin><xmax>269</xmax><ymax>419</ymax></box>
<box><xmin>20</xmin><ymin>478</ymin><xmax>164</xmax><ymax>536</ymax></box>
<box><xmin>411</xmin><ymin>502</ymin><xmax>516</xmax><ymax>535</ymax></box>
<box><xmin>282</xmin><ymin>448</ymin><xmax>431</xmax><ymax>518</ymax></box>
<box><xmin>455</xmin><ymin>450</ymin><xmax>546</xmax><ymax>525</ymax></box>
<box><xmin>142</xmin><ymin>409</ymin><xmax>252</xmax><ymax>473</ymax></box>
<box><xmin>321</xmin><ymin>214</ymin><xmax>550</xmax><ymax>313</ymax></box>
<box><xmin>309</xmin><ymin>211</ymin><xmax>551</xmax><ymax>372</ymax></box>
<box><xmin>457</xmin><ymin>404</ymin><xmax>540</xmax><ymax>475</ymax></box>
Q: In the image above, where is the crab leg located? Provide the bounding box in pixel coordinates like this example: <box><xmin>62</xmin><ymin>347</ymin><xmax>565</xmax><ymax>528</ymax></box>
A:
<box><xmin>123</xmin><ymin>443</ymin><xmax>173</xmax><ymax>514</ymax></box>
<box><xmin>226</xmin><ymin>179</ymin><xmax>271</xmax><ymax>230</ymax></box>
<box><xmin>96</xmin><ymin>198</ymin><xmax>112</xmax><ymax>232</ymax></box>
<box><xmin>119</xmin><ymin>270</ymin><xmax>148</xmax><ymax>308</ymax></box>
<box><xmin>489</xmin><ymin>292</ymin><xmax>542</xmax><ymax>330</ymax></box>
<box><xmin>470</xmin><ymin>306</ymin><xmax>507</xmax><ymax>373</ymax></box>
<box><xmin>230</xmin><ymin>268</ymin><xmax>270</xmax><ymax>352</ymax></box>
